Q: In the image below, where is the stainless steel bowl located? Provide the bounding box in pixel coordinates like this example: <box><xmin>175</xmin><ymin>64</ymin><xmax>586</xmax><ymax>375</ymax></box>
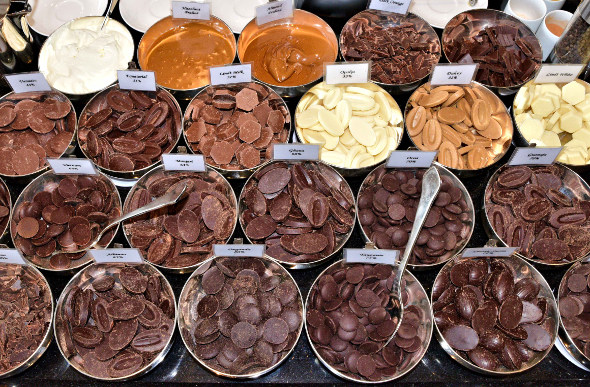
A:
<box><xmin>54</xmin><ymin>262</ymin><xmax>177</xmax><ymax>381</ymax></box>
<box><xmin>404</xmin><ymin>81</ymin><xmax>514</xmax><ymax>178</ymax></box>
<box><xmin>238</xmin><ymin>160</ymin><xmax>356</xmax><ymax>269</ymax></box>
<box><xmin>339</xmin><ymin>10</ymin><xmax>441</xmax><ymax>95</ymax></box>
<box><xmin>10</xmin><ymin>169</ymin><xmax>122</xmax><ymax>273</ymax></box>
<box><xmin>77</xmin><ymin>84</ymin><xmax>183</xmax><ymax>184</ymax></box>
<box><xmin>238</xmin><ymin>9</ymin><xmax>339</xmax><ymax>99</ymax></box>
<box><xmin>183</xmin><ymin>81</ymin><xmax>292</xmax><ymax>179</ymax></box>
<box><xmin>441</xmin><ymin>9</ymin><xmax>542</xmax><ymax>96</ymax></box>
<box><xmin>122</xmin><ymin>165</ymin><xmax>238</xmax><ymax>274</ymax></box>
<box><xmin>0</xmin><ymin>176</ymin><xmax>11</xmax><ymax>242</ymax></box>
<box><xmin>178</xmin><ymin>254</ymin><xmax>304</xmax><ymax>378</ymax></box>
<box><xmin>138</xmin><ymin>16</ymin><xmax>237</xmax><ymax>101</ymax></box>
<box><xmin>483</xmin><ymin>163</ymin><xmax>590</xmax><ymax>267</ymax></box>
<box><xmin>305</xmin><ymin>258</ymin><xmax>433</xmax><ymax>383</ymax></box>
<box><xmin>431</xmin><ymin>253</ymin><xmax>559</xmax><ymax>375</ymax></box>
<box><xmin>356</xmin><ymin>162</ymin><xmax>475</xmax><ymax>271</ymax></box>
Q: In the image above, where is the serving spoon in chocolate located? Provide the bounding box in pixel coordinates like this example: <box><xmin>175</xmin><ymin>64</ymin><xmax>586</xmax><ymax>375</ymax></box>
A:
<box><xmin>382</xmin><ymin>166</ymin><xmax>441</xmax><ymax>348</ymax></box>
<box><xmin>100</xmin><ymin>0</ymin><xmax>119</xmax><ymax>30</ymax></box>
<box><xmin>48</xmin><ymin>181</ymin><xmax>188</xmax><ymax>257</ymax></box>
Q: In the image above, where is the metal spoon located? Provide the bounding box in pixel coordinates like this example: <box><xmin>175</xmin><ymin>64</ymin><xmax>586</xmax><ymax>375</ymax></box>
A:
<box><xmin>48</xmin><ymin>182</ymin><xmax>188</xmax><ymax>257</ymax></box>
<box><xmin>100</xmin><ymin>0</ymin><xmax>119</xmax><ymax>30</ymax></box>
<box><xmin>382</xmin><ymin>166</ymin><xmax>441</xmax><ymax>348</ymax></box>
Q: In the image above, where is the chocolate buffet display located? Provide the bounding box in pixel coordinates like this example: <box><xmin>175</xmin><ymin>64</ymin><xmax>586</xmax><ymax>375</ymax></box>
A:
<box><xmin>0</xmin><ymin>0</ymin><xmax>589</xmax><ymax>384</ymax></box>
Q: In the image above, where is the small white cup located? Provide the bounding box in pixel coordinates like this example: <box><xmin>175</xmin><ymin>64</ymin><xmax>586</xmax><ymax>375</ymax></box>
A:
<box><xmin>543</xmin><ymin>0</ymin><xmax>566</xmax><ymax>13</ymax></box>
<box><xmin>504</xmin><ymin>0</ymin><xmax>547</xmax><ymax>33</ymax></box>
<box><xmin>536</xmin><ymin>10</ymin><xmax>573</xmax><ymax>60</ymax></box>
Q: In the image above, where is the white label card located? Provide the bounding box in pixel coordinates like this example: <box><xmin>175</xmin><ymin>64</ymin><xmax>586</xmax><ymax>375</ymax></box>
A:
<box><xmin>534</xmin><ymin>64</ymin><xmax>585</xmax><ymax>84</ymax></box>
<box><xmin>213</xmin><ymin>244</ymin><xmax>265</xmax><ymax>258</ymax></box>
<box><xmin>48</xmin><ymin>158</ymin><xmax>97</xmax><ymax>175</ymax></box>
<box><xmin>209</xmin><ymin>64</ymin><xmax>252</xmax><ymax>86</ymax></box>
<box><xmin>91</xmin><ymin>249</ymin><xmax>144</xmax><ymax>264</ymax></box>
<box><xmin>344</xmin><ymin>249</ymin><xmax>399</xmax><ymax>265</ymax></box>
<box><xmin>273</xmin><ymin>144</ymin><xmax>319</xmax><ymax>161</ymax></box>
<box><xmin>5</xmin><ymin>72</ymin><xmax>52</xmax><ymax>93</ymax></box>
<box><xmin>171</xmin><ymin>1</ymin><xmax>211</xmax><ymax>20</ymax></box>
<box><xmin>368</xmin><ymin>0</ymin><xmax>412</xmax><ymax>15</ymax></box>
<box><xmin>162</xmin><ymin>153</ymin><xmax>206</xmax><ymax>172</ymax></box>
<box><xmin>386</xmin><ymin>150</ymin><xmax>437</xmax><ymax>168</ymax></box>
<box><xmin>256</xmin><ymin>0</ymin><xmax>293</xmax><ymax>25</ymax></box>
<box><xmin>118</xmin><ymin>70</ymin><xmax>157</xmax><ymax>91</ymax></box>
<box><xmin>0</xmin><ymin>249</ymin><xmax>28</xmax><ymax>265</ymax></box>
<box><xmin>462</xmin><ymin>247</ymin><xmax>518</xmax><ymax>258</ymax></box>
<box><xmin>430</xmin><ymin>64</ymin><xmax>478</xmax><ymax>86</ymax></box>
<box><xmin>508</xmin><ymin>147</ymin><xmax>562</xmax><ymax>166</ymax></box>
<box><xmin>324</xmin><ymin>62</ymin><xmax>370</xmax><ymax>85</ymax></box>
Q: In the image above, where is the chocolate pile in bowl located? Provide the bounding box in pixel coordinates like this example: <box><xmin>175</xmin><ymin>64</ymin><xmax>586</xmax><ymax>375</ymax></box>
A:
<box><xmin>433</xmin><ymin>257</ymin><xmax>555</xmax><ymax>372</ymax></box>
<box><xmin>55</xmin><ymin>264</ymin><xmax>175</xmax><ymax>379</ymax></box>
<box><xmin>443</xmin><ymin>11</ymin><xmax>542</xmax><ymax>88</ymax></box>
<box><xmin>184</xmin><ymin>82</ymin><xmax>290</xmax><ymax>171</ymax></box>
<box><xmin>240</xmin><ymin>161</ymin><xmax>355</xmax><ymax>265</ymax></box>
<box><xmin>340</xmin><ymin>10</ymin><xmax>440</xmax><ymax>85</ymax></box>
<box><xmin>78</xmin><ymin>87</ymin><xmax>181</xmax><ymax>173</ymax></box>
<box><xmin>358</xmin><ymin>167</ymin><xmax>472</xmax><ymax>266</ymax></box>
<box><xmin>558</xmin><ymin>262</ymin><xmax>590</xmax><ymax>360</ymax></box>
<box><xmin>0</xmin><ymin>179</ymin><xmax>9</xmax><ymax>236</ymax></box>
<box><xmin>0</xmin><ymin>264</ymin><xmax>52</xmax><ymax>375</ymax></box>
<box><xmin>485</xmin><ymin>164</ymin><xmax>590</xmax><ymax>264</ymax></box>
<box><xmin>306</xmin><ymin>262</ymin><xmax>431</xmax><ymax>382</ymax></box>
<box><xmin>0</xmin><ymin>92</ymin><xmax>75</xmax><ymax>176</ymax></box>
<box><xmin>124</xmin><ymin>169</ymin><xmax>236</xmax><ymax>269</ymax></box>
<box><xmin>180</xmin><ymin>257</ymin><xmax>303</xmax><ymax>376</ymax></box>
<box><xmin>11</xmin><ymin>174</ymin><xmax>121</xmax><ymax>270</ymax></box>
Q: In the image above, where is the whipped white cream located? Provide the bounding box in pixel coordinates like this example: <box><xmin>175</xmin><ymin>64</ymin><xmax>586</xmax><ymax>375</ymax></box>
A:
<box><xmin>38</xmin><ymin>17</ymin><xmax>134</xmax><ymax>95</ymax></box>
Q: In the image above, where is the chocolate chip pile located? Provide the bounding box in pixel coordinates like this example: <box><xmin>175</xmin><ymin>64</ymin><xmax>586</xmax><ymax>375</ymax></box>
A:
<box><xmin>307</xmin><ymin>262</ymin><xmax>429</xmax><ymax>382</ymax></box>
<box><xmin>558</xmin><ymin>262</ymin><xmax>590</xmax><ymax>360</ymax></box>
<box><xmin>486</xmin><ymin>165</ymin><xmax>590</xmax><ymax>264</ymax></box>
<box><xmin>78</xmin><ymin>87</ymin><xmax>181</xmax><ymax>172</ymax></box>
<box><xmin>240</xmin><ymin>161</ymin><xmax>355</xmax><ymax>264</ymax></box>
<box><xmin>0</xmin><ymin>92</ymin><xmax>75</xmax><ymax>176</ymax></box>
<box><xmin>358</xmin><ymin>167</ymin><xmax>472</xmax><ymax>265</ymax></box>
<box><xmin>55</xmin><ymin>265</ymin><xmax>175</xmax><ymax>379</ymax></box>
<box><xmin>434</xmin><ymin>257</ymin><xmax>554</xmax><ymax>371</ymax></box>
<box><xmin>12</xmin><ymin>174</ymin><xmax>121</xmax><ymax>270</ymax></box>
<box><xmin>0</xmin><ymin>180</ymin><xmax>9</xmax><ymax>236</ymax></box>
<box><xmin>0</xmin><ymin>264</ymin><xmax>52</xmax><ymax>375</ymax></box>
<box><xmin>443</xmin><ymin>11</ymin><xmax>542</xmax><ymax>87</ymax></box>
<box><xmin>185</xmin><ymin>83</ymin><xmax>290</xmax><ymax>171</ymax></box>
<box><xmin>181</xmin><ymin>257</ymin><xmax>302</xmax><ymax>376</ymax></box>
<box><xmin>340</xmin><ymin>10</ymin><xmax>440</xmax><ymax>85</ymax></box>
<box><xmin>124</xmin><ymin>170</ymin><xmax>236</xmax><ymax>269</ymax></box>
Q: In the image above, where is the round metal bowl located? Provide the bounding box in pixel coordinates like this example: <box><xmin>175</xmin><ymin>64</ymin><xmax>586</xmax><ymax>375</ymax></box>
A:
<box><xmin>122</xmin><ymin>165</ymin><xmax>238</xmax><ymax>274</ymax></box>
<box><xmin>431</xmin><ymin>253</ymin><xmax>559</xmax><ymax>375</ymax></box>
<box><xmin>38</xmin><ymin>16</ymin><xmax>135</xmax><ymax>100</ymax></box>
<box><xmin>305</xmin><ymin>258</ymin><xmax>433</xmax><ymax>383</ymax></box>
<box><xmin>556</xmin><ymin>258</ymin><xmax>590</xmax><ymax>369</ymax></box>
<box><xmin>0</xmin><ymin>90</ymin><xmax>77</xmax><ymax>184</ymax></box>
<box><xmin>441</xmin><ymin>9</ymin><xmax>542</xmax><ymax>96</ymax></box>
<box><xmin>404</xmin><ymin>81</ymin><xmax>514</xmax><ymax>178</ymax></box>
<box><xmin>512</xmin><ymin>79</ymin><xmax>590</xmax><ymax>174</ymax></box>
<box><xmin>183</xmin><ymin>81</ymin><xmax>292</xmax><ymax>179</ymax></box>
<box><xmin>0</xmin><ymin>263</ymin><xmax>54</xmax><ymax>378</ymax></box>
<box><xmin>356</xmin><ymin>162</ymin><xmax>475</xmax><ymax>271</ymax></box>
<box><xmin>138</xmin><ymin>16</ymin><xmax>237</xmax><ymax>101</ymax></box>
<box><xmin>0</xmin><ymin>176</ymin><xmax>11</xmax><ymax>242</ymax></box>
<box><xmin>483</xmin><ymin>163</ymin><xmax>590</xmax><ymax>267</ymax></box>
<box><xmin>77</xmin><ymin>83</ymin><xmax>183</xmax><ymax>184</ymax></box>
<box><xmin>238</xmin><ymin>160</ymin><xmax>356</xmax><ymax>270</ymax></box>
<box><xmin>54</xmin><ymin>262</ymin><xmax>176</xmax><ymax>381</ymax></box>
<box><xmin>238</xmin><ymin>9</ymin><xmax>339</xmax><ymax>99</ymax></box>
<box><xmin>10</xmin><ymin>169</ymin><xmax>122</xmax><ymax>273</ymax></box>
<box><xmin>294</xmin><ymin>81</ymin><xmax>404</xmax><ymax>177</ymax></box>
<box><xmin>178</xmin><ymin>254</ymin><xmax>304</xmax><ymax>378</ymax></box>
<box><xmin>339</xmin><ymin>9</ymin><xmax>441</xmax><ymax>95</ymax></box>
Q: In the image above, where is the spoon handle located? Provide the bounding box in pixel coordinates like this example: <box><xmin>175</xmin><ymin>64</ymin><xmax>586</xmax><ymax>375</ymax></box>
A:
<box><xmin>100</xmin><ymin>0</ymin><xmax>119</xmax><ymax>29</ymax></box>
<box><xmin>391</xmin><ymin>166</ymin><xmax>441</xmax><ymax>296</ymax></box>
